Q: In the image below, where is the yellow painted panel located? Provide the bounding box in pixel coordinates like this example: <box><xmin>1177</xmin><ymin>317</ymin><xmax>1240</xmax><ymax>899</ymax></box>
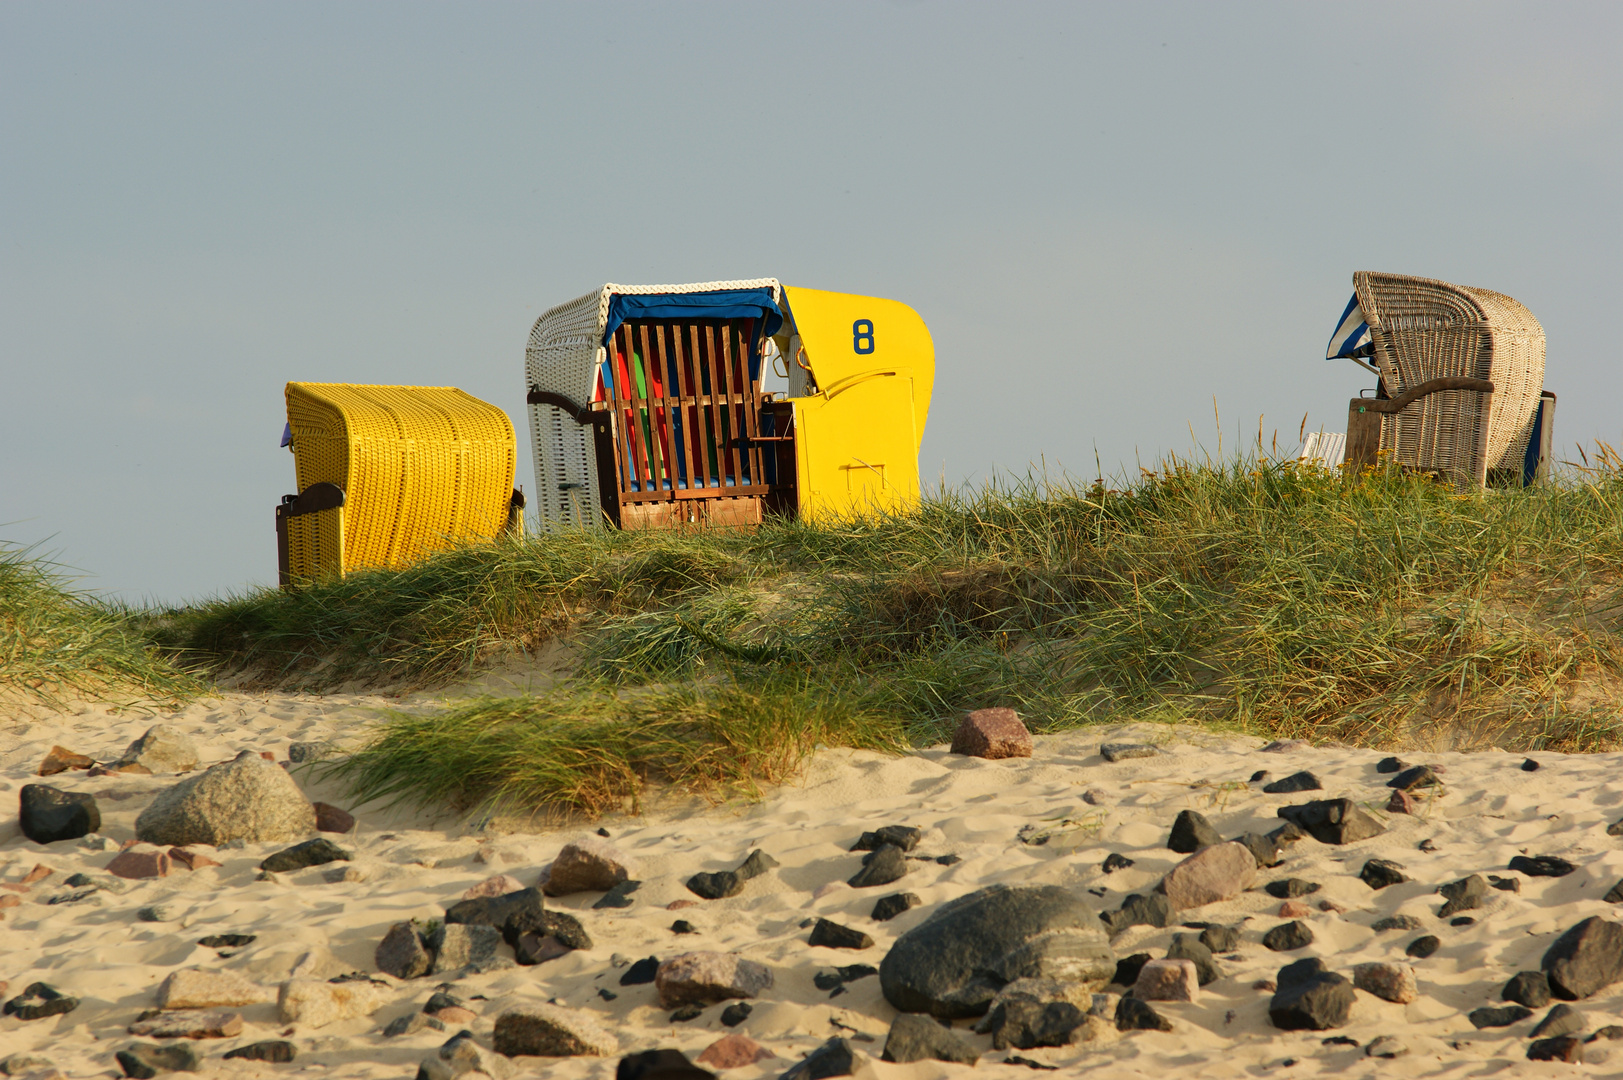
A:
<box><xmin>781</xmin><ymin>285</ymin><xmax>933</xmax><ymax>447</ymax></box>
<box><xmin>794</xmin><ymin>374</ymin><xmax>920</xmax><ymax>521</ymax></box>
<box><xmin>284</xmin><ymin>383</ymin><xmax>515</xmax><ymax>580</ymax></box>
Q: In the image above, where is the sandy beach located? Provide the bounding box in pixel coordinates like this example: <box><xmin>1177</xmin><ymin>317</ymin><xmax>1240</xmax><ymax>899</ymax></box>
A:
<box><xmin>5</xmin><ymin>689</ymin><xmax>1623</xmax><ymax>1077</ymax></box>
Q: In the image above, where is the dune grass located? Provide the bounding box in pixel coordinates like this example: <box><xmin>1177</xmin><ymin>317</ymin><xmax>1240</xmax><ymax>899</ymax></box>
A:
<box><xmin>163</xmin><ymin>453</ymin><xmax>1623</xmax><ymax>815</ymax></box>
<box><xmin>0</xmin><ymin>541</ymin><xmax>199</xmax><ymax>705</ymax></box>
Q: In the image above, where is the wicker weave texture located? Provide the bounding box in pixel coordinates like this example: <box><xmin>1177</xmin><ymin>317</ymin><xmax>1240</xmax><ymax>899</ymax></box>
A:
<box><xmin>1354</xmin><ymin>271</ymin><xmax>1545</xmax><ymax>486</ymax></box>
<box><xmin>284</xmin><ymin>383</ymin><xmax>515</xmax><ymax>578</ymax></box>
<box><xmin>523</xmin><ymin>279</ymin><xmax>781</xmax><ymax>531</ymax></box>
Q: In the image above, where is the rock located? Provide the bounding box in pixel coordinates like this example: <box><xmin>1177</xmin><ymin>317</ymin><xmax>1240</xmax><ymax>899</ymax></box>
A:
<box><xmin>620</xmin><ymin>957</ymin><xmax>660</xmax><ymax>985</ymax></box>
<box><xmin>656</xmin><ymin>953</ymin><xmax>774</xmax><ymax>1008</ymax></box>
<box><xmin>1359</xmin><ymin>859</ymin><xmax>1409</xmax><ymax>890</ymax></box>
<box><xmin>492</xmin><ymin>1003</ymin><xmax>617</xmax><ymax>1056</ymax></box>
<box><xmin>1166</xmin><ymin>810</ymin><xmax>1221</xmax><ymax>854</ymax></box>
<box><xmin>427</xmin><ymin>922</ymin><xmax>503</xmax><ymax>974</ymax></box>
<box><xmin>1532</xmin><ymin>1003</ymin><xmax>1585</xmax><ymax>1039</ymax></box>
<box><xmin>1114</xmin><ymin>996</ymin><xmax>1173</xmax><ymax>1032</ymax></box>
<box><xmin>1269</xmin><ymin>958</ymin><xmax>1353</xmax><ymax>1030</ymax></box>
<box><xmin>312</xmin><ymin>802</ymin><xmax>355</xmax><ymax>833</ymax></box>
<box><xmin>1436</xmin><ymin>874</ymin><xmax>1487</xmax><ymax>918</ymax></box>
<box><xmin>118</xmin><ymin>725</ymin><xmax>199</xmax><ymax>773</ymax></box>
<box><xmin>593</xmin><ymin>879</ymin><xmax>641</xmax><ymax>910</ymax></box>
<box><xmin>1262</xmin><ymin>771</ymin><xmax>1321</xmax><ymax>794</ymax></box>
<box><xmin>813</xmin><ymin>964</ymin><xmax>877</xmax><ymax>992</ymax></box>
<box><xmin>1112</xmin><ymin>953</ymin><xmax>1151</xmax><ymax>987</ymax></box>
<box><xmin>1134</xmin><ymin>959</ymin><xmax>1199</xmax><ymax>1002</ymax></box>
<box><xmin>851</xmin><ymin>825</ymin><xmax>922</xmax><ymax>852</ymax></box>
<box><xmin>115</xmin><ymin>1043</ymin><xmax>201</xmax><ymax>1077</ymax></box>
<box><xmin>2</xmin><ymin>983</ymin><xmax>78</xmax><ymax>1021</ymax></box>
<box><xmin>1365</xmin><ymin>1035</ymin><xmax>1407</xmax><ymax>1059</ymax></box>
<box><xmin>286</xmin><ymin>741</ymin><xmax>335</xmax><ymax>763</ymax></box>
<box><xmin>1232</xmin><ymin>832</ymin><xmax>1282</xmax><ymax>869</ymax></box>
<box><xmin>1099</xmin><ymin>742</ymin><xmax>1158</xmax><ymax>762</ymax></box>
<box><xmin>1165</xmin><ymin>934</ymin><xmax>1221</xmax><ymax>985</ymax></box>
<box><xmin>37</xmin><ymin>746</ymin><xmax>93</xmax><ymax>776</ymax></box>
<box><xmin>1277</xmin><ymin>901</ymin><xmax>1311</xmax><ymax>918</ymax></box>
<box><xmin>976</xmin><ymin>979</ymin><xmax>1090</xmax><ymax>1048</ymax></box>
<box><xmin>384</xmin><ymin>1011</ymin><xmax>445</xmax><ymax>1037</ymax></box>
<box><xmin>1352</xmin><ymin>962</ymin><xmax>1416</xmax><ymax>1003</ymax></box>
<box><xmin>881</xmin><ymin>1013</ymin><xmax>979</xmax><ymax>1064</ymax></box>
<box><xmin>1386</xmin><ymin>790</ymin><xmax>1416</xmax><ymax>815</ymax></box>
<box><xmin>719</xmin><ymin>1002</ymin><xmax>753</xmax><ymax>1027</ymax></box>
<box><xmin>103</xmin><ymin>844</ymin><xmax>172</xmax><ymax>880</ymax></box>
<box><xmin>1276</xmin><ymin>799</ymin><xmax>1384</xmax><ymax>845</ymax></box>
<box><xmin>515</xmin><ymin>933</ymin><xmax>573</xmax><ymax>965</ymax></box>
<box><xmin>167</xmin><ymin>846</ymin><xmax>221</xmax><ymax>871</ymax></box>
<box><xmin>1375</xmin><ymin>756</ymin><xmax>1404</xmax><ymax>772</ymax></box>
<box><xmin>1263</xmin><ymin>921</ymin><xmax>1314</xmax><ymax>952</ymax></box>
<box><xmin>1260</xmin><ymin>739</ymin><xmax>1311</xmax><ymax>752</ymax></box>
<box><xmin>542</xmin><ymin>835</ymin><xmax>638</xmax><ymax>896</ymax></box>
<box><xmin>18</xmin><ymin>784</ymin><xmax>100</xmax><ymax>845</ymax></box>
<box><xmin>416</xmin><ymin>1030</ymin><xmax>514</xmax><ymax>1080</ymax></box>
<box><xmin>1543</xmin><ymin>917</ymin><xmax>1623</xmax><ymax>1000</ymax></box>
<box><xmin>1609</xmin><ymin>818</ymin><xmax>1623</xmax><ymax>838</ymax></box>
<box><xmin>1371</xmin><ymin>914</ymin><xmax>1423</xmax><ymax>932</ymax></box>
<box><xmin>1469</xmin><ymin>1005</ymin><xmax>1533</xmax><ymax>1028</ymax></box>
<box><xmin>1505</xmin><ymin>970</ymin><xmax>1552</xmax><ymax>1008</ymax></box>
<box><xmin>135</xmin><ymin>751</ymin><xmax>316</xmax><ymax>847</ymax></box>
<box><xmin>698</xmin><ymin>1033</ymin><xmax>775</xmax><ymax>1068</ymax></box>
<box><xmin>879</xmin><ymin>884</ymin><xmax>1116</xmax><ymax>1018</ymax></box>
<box><xmin>671</xmin><ymin>920</ymin><xmax>697</xmax><ymax>935</ymax></box>
<box><xmin>1265</xmin><ymin>878</ymin><xmax>1320</xmax><ymax>899</ymax></box>
<box><xmin>464</xmin><ymin>874</ymin><xmax>525</xmax><ymax>900</ymax></box>
<box><xmin>951</xmin><ymin>708</ymin><xmax>1032</xmax><ymax>759</ymax></box>
<box><xmin>156</xmin><ymin>969</ymin><xmax>267</xmax><ymax>1009</ymax></box>
<box><xmin>376</xmin><ymin>921</ymin><xmax>435</xmax><ymax>979</ymax></box>
<box><xmin>1101</xmin><ymin>892</ymin><xmax>1172</xmax><ymax>935</ymax></box>
<box><xmin>1607</xmin><ymin>881</ymin><xmax>1623</xmax><ymax>904</ymax></box>
<box><xmin>1387</xmin><ymin>765</ymin><xmax>1440</xmax><ymax>791</ymax></box>
<box><xmin>614</xmin><ymin>1050</ymin><xmax>715</xmax><ymax>1080</ymax></box>
<box><xmin>1268</xmin><ymin>820</ymin><xmax>1307</xmax><ymax>847</ymax></box>
<box><xmin>1160</xmin><ymin>841</ymin><xmax>1256</xmax><ymax>910</ymax></box>
<box><xmin>260</xmin><ymin>837</ymin><xmax>351</xmax><ymax>873</ymax></box>
<box><xmin>780</xmin><ymin>1037</ymin><xmax>856</xmax><ymax>1080</ymax></box>
<box><xmin>1528</xmin><ymin>1036</ymin><xmax>1586</xmax><ymax>1063</ymax></box>
<box><xmin>127</xmin><ymin>1010</ymin><xmax>242</xmax><ymax>1038</ymax></box>
<box><xmin>809</xmin><ymin>919</ymin><xmax>873</xmax><ymax>950</ymax></box>
<box><xmin>1199</xmin><ymin>925</ymin><xmax>1240</xmax><ymax>953</ymax></box>
<box><xmin>445</xmin><ymin>886</ymin><xmax>542</xmax><ymax>929</ymax></box>
<box><xmin>1510</xmin><ymin>855</ymin><xmax>1577</xmax><ymax>878</ymax></box>
<box><xmin>1406</xmin><ymin>936</ymin><xmax>1440</xmax><ymax>959</ymax></box>
<box><xmin>222</xmin><ymin>1041</ymin><xmax>296</xmax><ymax>1062</ymax></box>
<box><xmin>872</xmin><ymin>892</ymin><xmax>921</xmax><ymax>921</ymax></box>
<box><xmin>847</xmin><ymin>846</ymin><xmax>907</xmax><ymax>889</ymax></box>
<box><xmin>277</xmin><ymin>978</ymin><xmax>380</xmax><ymax>1027</ymax></box>
<box><xmin>1522</xmin><ymin>757</ymin><xmax>1541</xmax><ymax>771</ymax></box>
<box><xmin>687</xmin><ymin>849</ymin><xmax>780</xmax><ymax>899</ymax></box>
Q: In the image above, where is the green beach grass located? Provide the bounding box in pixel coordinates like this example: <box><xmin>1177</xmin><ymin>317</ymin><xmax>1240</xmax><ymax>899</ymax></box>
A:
<box><xmin>149</xmin><ymin>452</ymin><xmax>1623</xmax><ymax>817</ymax></box>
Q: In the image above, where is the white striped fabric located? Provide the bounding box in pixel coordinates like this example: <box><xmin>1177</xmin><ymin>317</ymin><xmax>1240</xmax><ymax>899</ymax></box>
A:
<box><xmin>1326</xmin><ymin>294</ymin><xmax>1370</xmax><ymax>359</ymax></box>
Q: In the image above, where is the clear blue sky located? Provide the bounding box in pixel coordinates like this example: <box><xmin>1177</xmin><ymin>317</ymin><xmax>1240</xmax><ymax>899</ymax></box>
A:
<box><xmin>4</xmin><ymin>2</ymin><xmax>1619</xmax><ymax>603</ymax></box>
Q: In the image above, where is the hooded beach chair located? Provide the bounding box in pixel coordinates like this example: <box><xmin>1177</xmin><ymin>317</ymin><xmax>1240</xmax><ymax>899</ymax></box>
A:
<box><xmin>524</xmin><ymin>279</ymin><xmax>933</xmax><ymax>531</ymax></box>
<box><xmin>275</xmin><ymin>383</ymin><xmax>520</xmax><ymax>586</ymax></box>
<box><xmin>1327</xmin><ymin>271</ymin><xmax>1552</xmax><ymax>487</ymax></box>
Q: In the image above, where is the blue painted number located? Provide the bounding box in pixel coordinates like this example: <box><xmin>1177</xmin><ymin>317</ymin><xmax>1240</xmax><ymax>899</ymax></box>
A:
<box><xmin>853</xmin><ymin>319</ymin><xmax>874</xmax><ymax>355</ymax></box>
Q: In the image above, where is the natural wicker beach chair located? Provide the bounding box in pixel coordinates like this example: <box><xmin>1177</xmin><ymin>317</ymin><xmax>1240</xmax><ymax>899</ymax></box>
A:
<box><xmin>524</xmin><ymin>279</ymin><xmax>933</xmax><ymax>532</ymax></box>
<box><xmin>276</xmin><ymin>383</ymin><xmax>519</xmax><ymax>586</ymax></box>
<box><xmin>1340</xmin><ymin>272</ymin><xmax>1546</xmax><ymax>487</ymax></box>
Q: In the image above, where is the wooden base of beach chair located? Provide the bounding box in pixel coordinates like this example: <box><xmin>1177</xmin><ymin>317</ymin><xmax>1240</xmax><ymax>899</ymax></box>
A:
<box><xmin>1345</xmin><ymin>377</ymin><xmax>1495</xmax><ymax>481</ymax></box>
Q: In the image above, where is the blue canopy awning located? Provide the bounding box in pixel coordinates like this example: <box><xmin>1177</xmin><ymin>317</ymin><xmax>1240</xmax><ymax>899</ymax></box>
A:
<box><xmin>1326</xmin><ymin>294</ymin><xmax>1371</xmax><ymax>359</ymax></box>
<box><xmin>602</xmin><ymin>288</ymin><xmax>783</xmax><ymax>346</ymax></box>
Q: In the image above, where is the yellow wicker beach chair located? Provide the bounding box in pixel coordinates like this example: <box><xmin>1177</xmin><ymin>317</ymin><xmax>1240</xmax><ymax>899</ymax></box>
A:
<box><xmin>277</xmin><ymin>383</ymin><xmax>518</xmax><ymax>585</ymax></box>
<box><xmin>1337</xmin><ymin>272</ymin><xmax>1546</xmax><ymax>487</ymax></box>
<box><xmin>523</xmin><ymin>279</ymin><xmax>933</xmax><ymax>531</ymax></box>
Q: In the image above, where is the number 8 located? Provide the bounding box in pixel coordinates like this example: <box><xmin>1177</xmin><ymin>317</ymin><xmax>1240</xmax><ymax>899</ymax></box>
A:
<box><xmin>853</xmin><ymin>319</ymin><xmax>874</xmax><ymax>355</ymax></box>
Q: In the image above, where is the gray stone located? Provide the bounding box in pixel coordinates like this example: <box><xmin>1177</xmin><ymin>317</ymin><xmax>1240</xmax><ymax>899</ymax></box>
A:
<box><xmin>1531</xmin><ymin>1003</ymin><xmax>1585</xmax><ymax>1039</ymax></box>
<box><xmin>492</xmin><ymin>1004</ymin><xmax>617</xmax><ymax>1056</ymax></box>
<box><xmin>1262</xmin><ymin>771</ymin><xmax>1321</xmax><ymax>794</ymax></box>
<box><xmin>882</xmin><ymin>1013</ymin><xmax>980</xmax><ymax>1064</ymax></box>
<box><xmin>1544</xmin><ymin>917</ymin><xmax>1623</xmax><ymax>1000</ymax></box>
<box><xmin>1100</xmin><ymin>742</ymin><xmax>1158</xmax><ymax>763</ymax></box>
<box><xmin>780</xmin><ymin>1037</ymin><xmax>856</xmax><ymax>1080</ymax></box>
<box><xmin>1365</xmin><ymin>1035</ymin><xmax>1408</xmax><ymax>1059</ymax></box>
<box><xmin>1264</xmin><ymin>878</ymin><xmax>1319</xmax><ymax>899</ymax></box>
<box><xmin>1165</xmin><ymin>934</ymin><xmax>1221</xmax><ymax>985</ymax></box>
<box><xmin>1263</xmin><ymin>921</ymin><xmax>1314</xmax><ymax>952</ymax></box>
<box><xmin>222</xmin><ymin>1041</ymin><xmax>297</xmax><ymax>1063</ymax></box>
<box><xmin>542</xmin><ymin>835</ymin><xmax>638</xmax><ymax>896</ymax></box>
<box><xmin>1527</xmin><ymin>1035</ymin><xmax>1586</xmax><ymax>1063</ymax></box>
<box><xmin>287</xmin><ymin>741</ymin><xmax>336</xmax><ymax>763</ymax></box>
<box><xmin>1276</xmin><ymin>799</ymin><xmax>1384</xmax><ymax>845</ymax></box>
<box><xmin>1359</xmin><ymin>859</ymin><xmax>1409</xmax><ymax>890</ymax></box>
<box><xmin>384</xmin><ymin>1011</ymin><xmax>446</xmax><ymax>1037</ymax></box>
<box><xmin>1232</xmin><ymin>832</ymin><xmax>1282</xmax><ymax>869</ymax></box>
<box><xmin>415</xmin><ymin>1030</ymin><xmax>514</xmax><ymax>1080</ymax></box>
<box><xmin>1371</xmin><ymin>914</ymin><xmax>1423</xmax><ymax>932</ymax></box>
<box><xmin>1351</xmin><ymin>961</ymin><xmax>1417</xmax><ymax>1003</ymax></box>
<box><xmin>135</xmin><ymin>751</ymin><xmax>316</xmax><ymax>847</ymax></box>
<box><xmin>1387</xmin><ymin>765</ymin><xmax>1441</xmax><ymax>791</ymax></box>
<box><xmin>872</xmin><ymin>893</ymin><xmax>921</xmax><ymax>921</ymax></box>
<box><xmin>655</xmin><ymin>952</ymin><xmax>774</xmax><ymax>1008</ymax></box>
<box><xmin>1166</xmin><ymin>809</ymin><xmax>1220</xmax><ymax>853</ymax></box>
<box><xmin>426</xmin><ymin>923</ymin><xmax>502</xmax><ymax>974</ymax></box>
<box><xmin>1269</xmin><ymin>958</ymin><xmax>1353</xmax><ymax>1030</ymax></box>
<box><xmin>1406</xmin><ymin>935</ymin><xmax>1440</xmax><ymax>959</ymax></box>
<box><xmin>118</xmin><ymin>725</ymin><xmax>199</xmax><ymax>773</ymax></box>
<box><xmin>1161</xmin><ymin>841</ymin><xmax>1257</xmax><ymax>910</ymax></box>
<box><xmin>1199</xmin><ymin>924</ymin><xmax>1240</xmax><ymax>953</ymax></box>
<box><xmin>1436</xmin><ymin>875</ymin><xmax>1487</xmax><ymax>918</ymax></box>
<box><xmin>260</xmin><ymin>837</ymin><xmax>351</xmax><ymax>873</ymax></box>
<box><xmin>1101</xmin><ymin>892</ymin><xmax>1172</xmax><ymax>935</ymax></box>
<box><xmin>852</xmin><ymin>825</ymin><xmax>923</xmax><ymax>852</ymax></box>
<box><xmin>2</xmin><ymin>983</ymin><xmax>78</xmax><ymax>1021</ymax></box>
<box><xmin>808</xmin><ymin>919</ymin><xmax>873</xmax><ymax>950</ymax></box>
<box><xmin>879</xmin><ymin>884</ymin><xmax>1115</xmax><ymax>1019</ymax></box>
<box><xmin>376</xmin><ymin>921</ymin><xmax>435</xmax><ymax>979</ymax></box>
<box><xmin>1511</xmin><ymin>855</ymin><xmax>1578</xmax><ymax>878</ymax></box>
<box><xmin>1504</xmin><ymin>970</ymin><xmax>1552</xmax><ymax>1008</ymax></box>
<box><xmin>1114</xmin><ymin>996</ymin><xmax>1172</xmax><ymax>1031</ymax></box>
<box><xmin>1469</xmin><ymin>1005</ymin><xmax>1532</xmax><ymax>1028</ymax></box>
<box><xmin>687</xmin><ymin>849</ymin><xmax>780</xmax><ymax>899</ymax></box>
<box><xmin>115</xmin><ymin>1043</ymin><xmax>201</xmax><ymax>1077</ymax></box>
<box><xmin>847</xmin><ymin>846</ymin><xmax>907</xmax><ymax>889</ymax></box>
<box><xmin>592</xmin><ymin>880</ymin><xmax>641</xmax><ymax>910</ymax></box>
<box><xmin>975</xmin><ymin>979</ymin><xmax>1090</xmax><ymax>1048</ymax></box>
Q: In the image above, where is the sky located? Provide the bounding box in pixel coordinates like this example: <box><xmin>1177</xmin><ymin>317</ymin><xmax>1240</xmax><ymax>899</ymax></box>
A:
<box><xmin>3</xmin><ymin>2</ymin><xmax>1620</xmax><ymax>604</ymax></box>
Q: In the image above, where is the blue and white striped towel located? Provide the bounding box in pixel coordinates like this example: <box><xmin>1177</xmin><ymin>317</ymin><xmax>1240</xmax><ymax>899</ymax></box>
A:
<box><xmin>1326</xmin><ymin>294</ymin><xmax>1370</xmax><ymax>359</ymax></box>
